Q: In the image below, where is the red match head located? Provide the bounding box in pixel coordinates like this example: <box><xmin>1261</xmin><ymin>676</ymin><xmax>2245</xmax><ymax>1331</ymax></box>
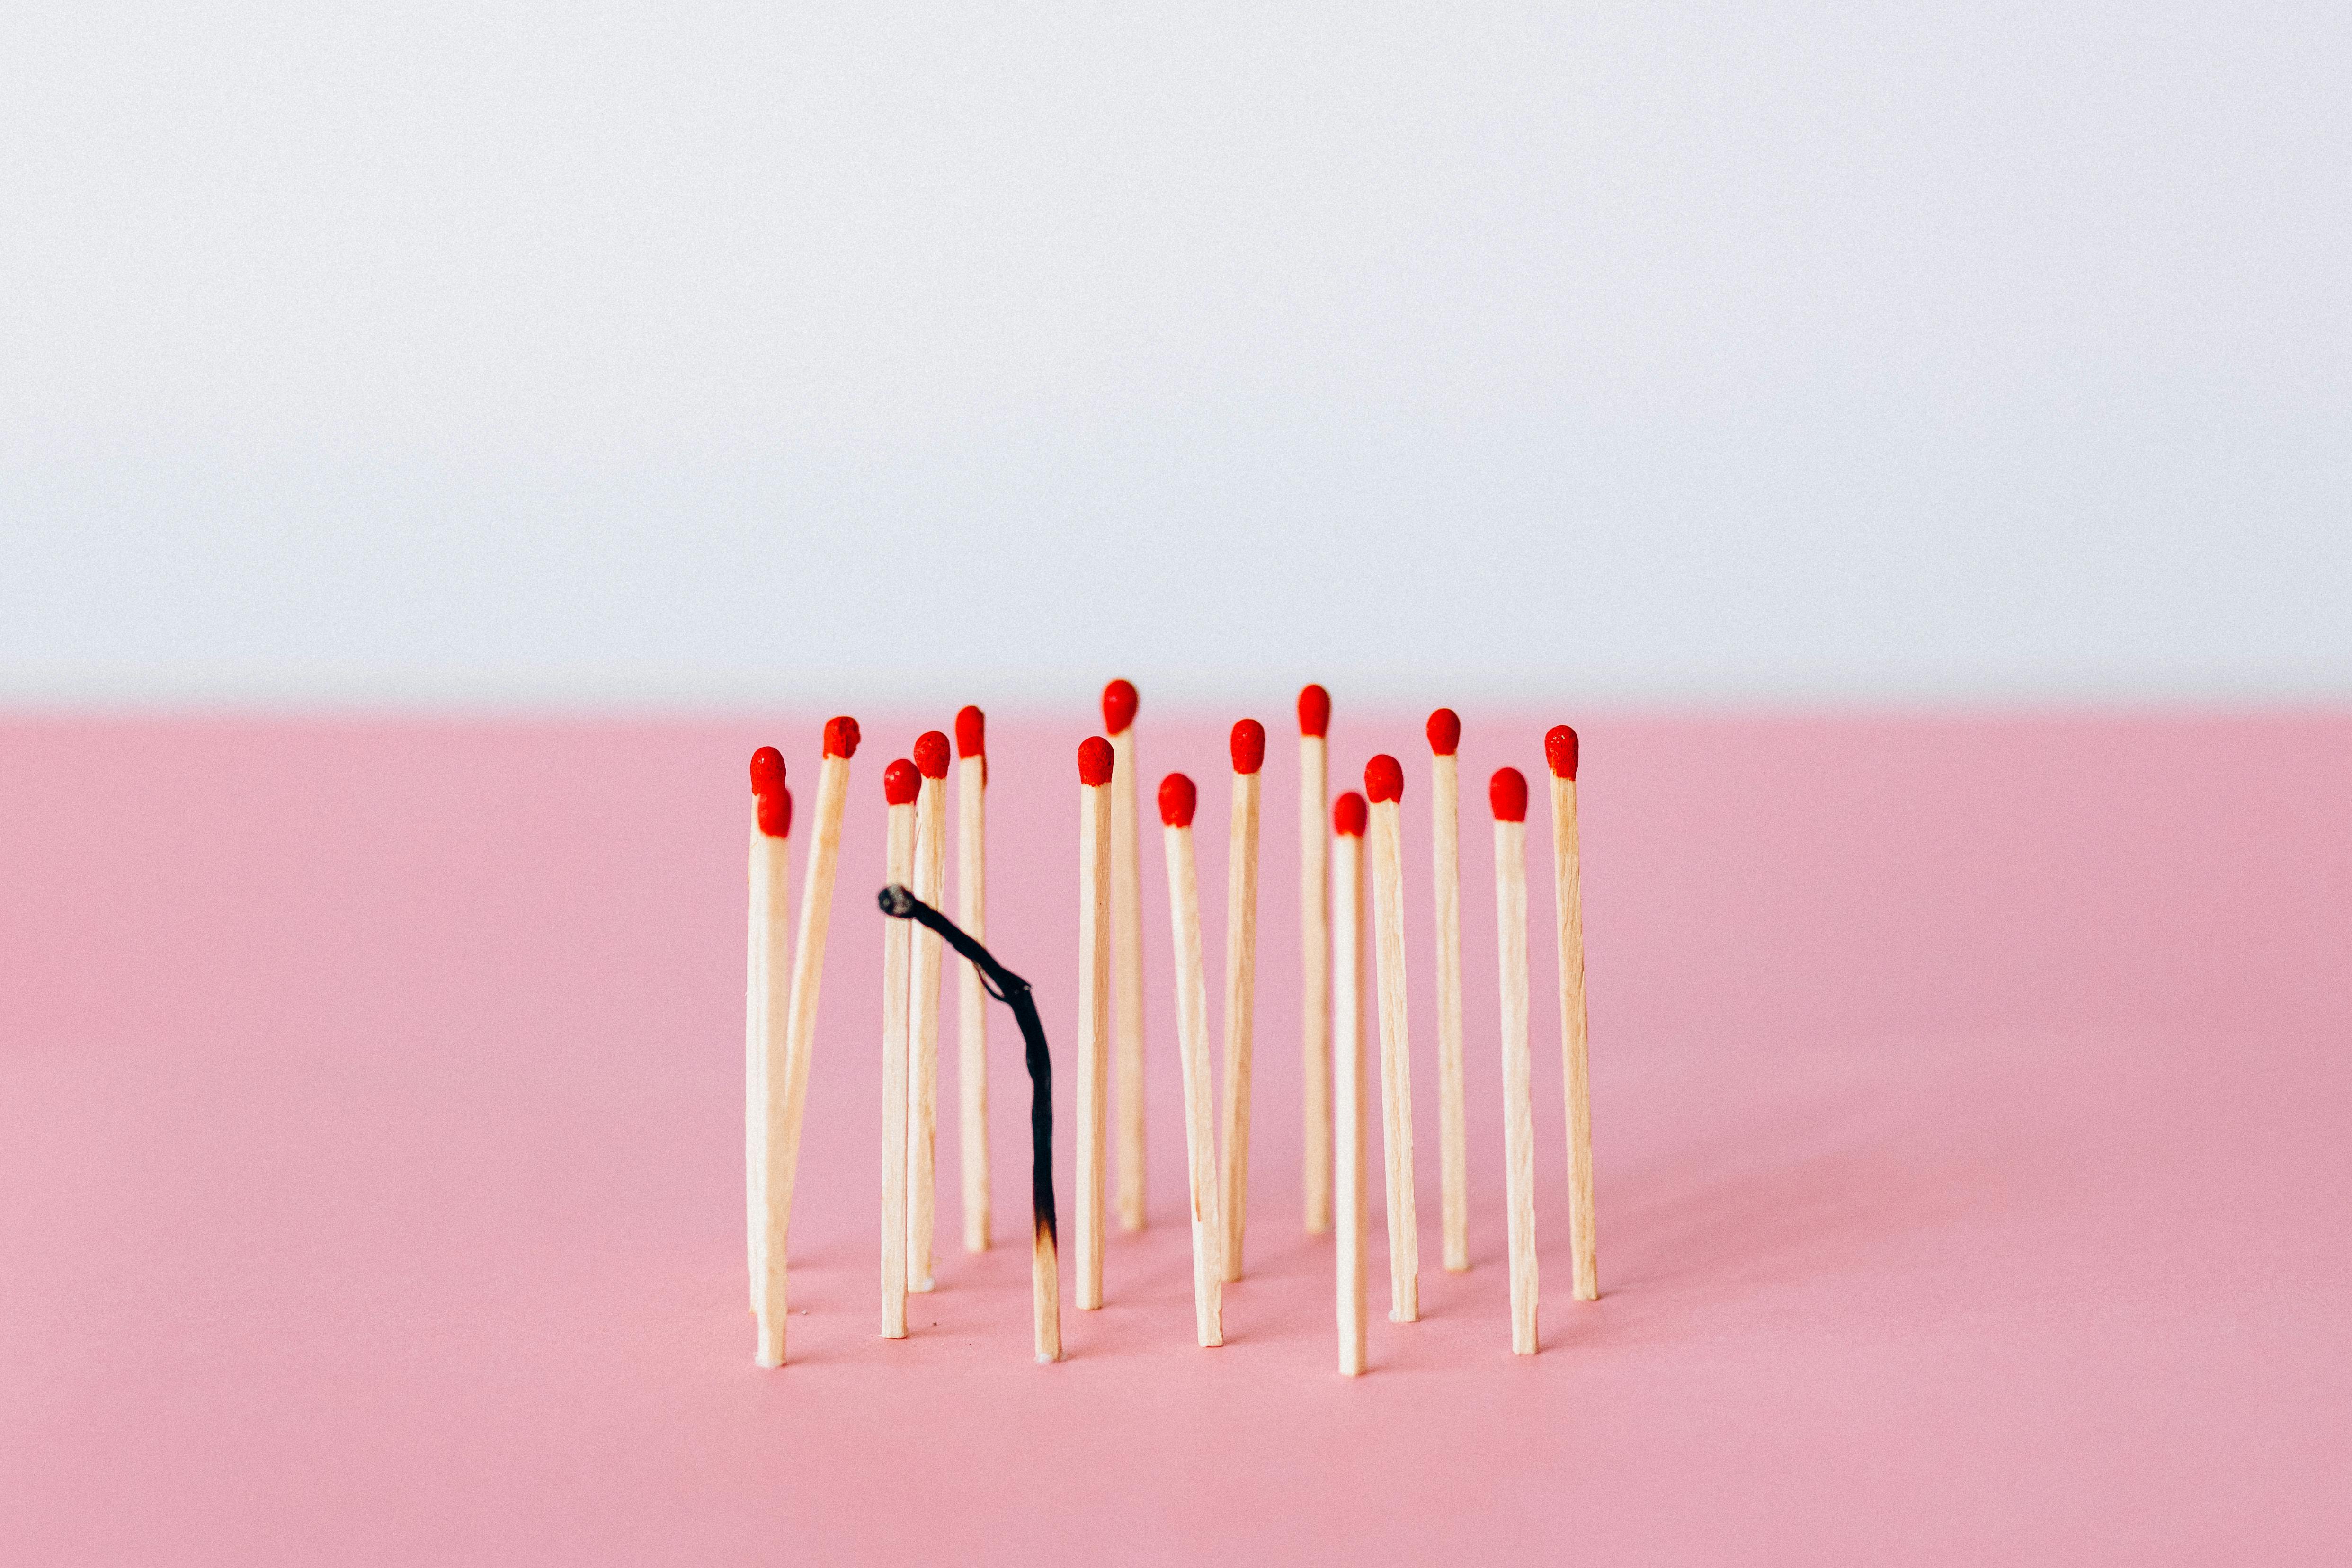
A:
<box><xmin>761</xmin><ymin>787</ymin><xmax>794</xmax><ymax>838</ymax></box>
<box><xmin>1333</xmin><ymin>792</ymin><xmax>1368</xmax><ymax>837</ymax></box>
<box><xmin>1425</xmin><ymin>708</ymin><xmax>1461</xmax><ymax>756</ymax></box>
<box><xmin>750</xmin><ymin>747</ymin><xmax>790</xmax><ymax>837</ymax></box>
<box><xmin>749</xmin><ymin>746</ymin><xmax>785</xmax><ymax>796</ymax></box>
<box><xmin>1077</xmin><ymin>736</ymin><xmax>1114</xmax><ymax>786</ymax></box>
<box><xmin>1158</xmin><ymin>772</ymin><xmax>1197</xmax><ymax>829</ymax></box>
<box><xmin>1489</xmin><ymin>767</ymin><xmax>1528</xmax><ymax>823</ymax></box>
<box><xmin>823</xmin><ymin>716</ymin><xmax>862</xmax><ymax>759</ymax></box>
<box><xmin>1230</xmin><ymin>718</ymin><xmax>1265</xmax><ymax>775</ymax></box>
<box><xmin>883</xmin><ymin>758</ymin><xmax>920</xmax><ymax>806</ymax></box>
<box><xmin>1102</xmin><ymin>679</ymin><xmax>1138</xmax><ymax>734</ymax></box>
<box><xmin>1545</xmin><ymin>725</ymin><xmax>1579</xmax><ymax>781</ymax></box>
<box><xmin>1297</xmin><ymin>684</ymin><xmax>1331</xmax><ymax>738</ymax></box>
<box><xmin>913</xmin><ymin>731</ymin><xmax>951</xmax><ymax>779</ymax></box>
<box><xmin>1364</xmin><ymin>754</ymin><xmax>1403</xmax><ymax>804</ymax></box>
<box><xmin>954</xmin><ymin>705</ymin><xmax>985</xmax><ymax>759</ymax></box>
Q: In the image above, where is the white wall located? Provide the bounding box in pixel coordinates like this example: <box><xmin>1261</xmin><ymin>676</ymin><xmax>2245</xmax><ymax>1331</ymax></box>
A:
<box><xmin>5</xmin><ymin>1</ymin><xmax>2346</xmax><ymax>707</ymax></box>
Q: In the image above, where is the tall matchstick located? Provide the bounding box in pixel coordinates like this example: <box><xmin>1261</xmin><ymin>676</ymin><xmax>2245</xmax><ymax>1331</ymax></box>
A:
<box><xmin>1491</xmin><ymin>767</ymin><xmax>1539</xmax><ymax>1354</ymax></box>
<box><xmin>1363</xmin><ymin>755</ymin><xmax>1419</xmax><ymax>1323</ymax></box>
<box><xmin>1331</xmin><ymin>791</ymin><xmax>1369</xmax><ymax>1376</ymax></box>
<box><xmin>1427</xmin><ymin>708</ymin><xmax>1468</xmax><ymax>1273</ymax></box>
<box><xmin>1546</xmin><ymin>725</ymin><xmax>1598</xmax><ymax>1301</ymax></box>
<box><xmin>759</xmin><ymin>715</ymin><xmax>858</xmax><ymax>1368</ymax></box>
<box><xmin>880</xmin><ymin>758</ymin><xmax>918</xmax><ymax>1338</ymax></box>
<box><xmin>955</xmin><ymin>706</ymin><xmax>989</xmax><ymax>1254</ymax></box>
<box><xmin>1298</xmin><ymin>684</ymin><xmax>1332</xmax><ymax>1235</ymax></box>
<box><xmin>1218</xmin><ymin>718</ymin><xmax>1264</xmax><ymax>1281</ymax></box>
<box><xmin>1158</xmin><ymin>773</ymin><xmax>1225</xmax><ymax>1346</ymax></box>
<box><xmin>1076</xmin><ymin>737</ymin><xmax>1114</xmax><ymax>1308</ymax></box>
<box><xmin>1105</xmin><ymin>679</ymin><xmax>1146</xmax><ymax>1230</ymax></box>
<box><xmin>908</xmin><ymin>731</ymin><xmax>950</xmax><ymax>1292</ymax></box>
<box><xmin>746</xmin><ymin>748</ymin><xmax>792</xmax><ymax>1315</ymax></box>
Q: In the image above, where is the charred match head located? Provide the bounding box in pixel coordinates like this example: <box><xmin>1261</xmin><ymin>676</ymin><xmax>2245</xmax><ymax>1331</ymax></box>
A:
<box><xmin>878</xmin><ymin>883</ymin><xmax>917</xmax><ymax>919</ymax></box>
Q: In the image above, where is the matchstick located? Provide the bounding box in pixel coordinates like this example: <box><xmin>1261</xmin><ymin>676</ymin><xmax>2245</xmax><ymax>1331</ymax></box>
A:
<box><xmin>1105</xmin><ymin>679</ymin><xmax>1146</xmax><ymax>1231</ymax></box>
<box><xmin>747</xmin><ymin>748</ymin><xmax>792</xmax><ymax>1315</ymax></box>
<box><xmin>1491</xmin><ymin>767</ymin><xmax>1539</xmax><ymax>1354</ymax></box>
<box><xmin>1427</xmin><ymin>708</ymin><xmax>1467</xmax><ymax>1273</ymax></box>
<box><xmin>955</xmin><ymin>706</ymin><xmax>989</xmax><ymax>1254</ymax></box>
<box><xmin>1298</xmin><ymin>684</ymin><xmax>1332</xmax><ymax>1235</ymax></box>
<box><xmin>1158</xmin><ymin>773</ymin><xmax>1225</xmax><ymax>1346</ymax></box>
<box><xmin>1076</xmin><ymin>737</ymin><xmax>1114</xmax><ymax>1309</ymax></box>
<box><xmin>1331</xmin><ymin>791</ymin><xmax>1369</xmax><ymax>1376</ymax></box>
<box><xmin>1546</xmin><ymin>725</ymin><xmax>1598</xmax><ymax>1301</ymax></box>
<box><xmin>908</xmin><ymin>731</ymin><xmax>950</xmax><ymax>1292</ymax></box>
<box><xmin>1218</xmin><ymin>718</ymin><xmax>1264</xmax><ymax>1281</ymax></box>
<box><xmin>880</xmin><ymin>758</ymin><xmax>918</xmax><ymax>1338</ymax></box>
<box><xmin>1363</xmin><ymin>755</ymin><xmax>1418</xmax><ymax>1323</ymax></box>
<box><xmin>759</xmin><ymin>715</ymin><xmax>857</xmax><ymax>1368</ymax></box>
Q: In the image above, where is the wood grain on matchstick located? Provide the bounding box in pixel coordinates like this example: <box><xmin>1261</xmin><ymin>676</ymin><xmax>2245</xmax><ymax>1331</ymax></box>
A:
<box><xmin>955</xmin><ymin>707</ymin><xmax>989</xmax><ymax>1254</ymax></box>
<box><xmin>879</xmin><ymin>759</ymin><xmax>918</xmax><ymax>1339</ymax></box>
<box><xmin>1218</xmin><ymin>719</ymin><xmax>1264</xmax><ymax>1282</ymax></box>
<box><xmin>1546</xmin><ymin>725</ymin><xmax>1598</xmax><ymax>1302</ymax></box>
<box><xmin>908</xmin><ymin>732</ymin><xmax>950</xmax><ymax>1293</ymax></box>
<box><xmin>1364</xmin><ymin>755</ymin><xmax>1418</xmax><ymax>1324</ymax></box>
<box><xmin>747</xmin><ymin>749</ymin><xmax>792</xmax><ymax>1319</ymax></box>
<box><xmin>1492</xmin><ymin>766</ymin><xmax>1539</xmax><ymax>1354</ymax></box>
<box><xmin>1158</xmin><ymin>772</ymin><xmax>1225</xmax><ymax>1346</ymax></box>
<box><xmin>1332</xmin><ymin>792</ymin><xmax>1369</xmax><ymax>1376</ymax></box>
<box><xmin>1105</xmin><ymin>680</ymin><xmax>1146</xmax><ymax>1232</ymax></box>
<box><xmin>1076</xmin><ymin>737</ymin><xmax>1114</xmax><ymax>1310</ymax></box>
<box><xmin>1298</xmin><ymin>685</ymin><xmax>1332</xmax><ymax>1235</ymax></box>
<box><xmin>1428</xmin><ymin>709</ymin><xmax>1468</xmax><ymax>1273</ymax></box>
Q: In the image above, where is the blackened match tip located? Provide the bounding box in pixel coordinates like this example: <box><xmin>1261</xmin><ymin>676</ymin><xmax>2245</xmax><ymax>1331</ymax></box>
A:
<box><xmin>878</xmin><ymin>884</ymin><xmax>916</xmax><ymax>918</ymax></box>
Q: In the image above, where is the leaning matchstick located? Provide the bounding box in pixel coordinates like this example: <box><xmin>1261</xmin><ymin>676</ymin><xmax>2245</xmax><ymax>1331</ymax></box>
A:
<box><xmin>955</xmin><ymin>706</ymin><xmax>989</xmax><ymax>1254</ymax></box>
<box><xmin>1332</xmin><ymin>791</ymin><xmax>1370</xmax><ymax>1376</ymax></box>
<box><xmin>1218</xmin><ymin>719</ymin><xmax>1264</xmax><ymax>1281</ymax></box>
<box><xmin>1363</xmin><ymin>755</ymin><xmax>1419</xmax><ymax>1323</ymax></box>
<box><xmin>908</xmin><ymin>731</ymin><xmax>950</xmax><ymax>1292</ymax></box>
<box><xmin>1491</xmin><ymin>767</ymin><xmax>1539</xmax><ymax>1354</ymax></box>
<box><xmin>1158</xmin><ymin>773</ymin><xmax>1225</xmax><ymax>1346</ymax></box>
<box><xmin>1427</xmin><ymin>708</ymin><xmax>1467</xmax><ymax>1273</ymax></box>
<box><xmin>880</xmin><ymin>758</ymin><xmax>918</xmax><ymax>1338</ymax></box>
<box><xmin>877</xmin><ymin>885</ymin><xmax>1060</xmax><ymax>1362</ymax></box>
<box><xmin>759</xmin><ymin>716</ymin><xmax>857</xmax><ymax>1368</ymax></box>
<box><xmin>747</xmin><ymin>748</ymin><xmax>792</xmax><ymax>1315</ymax></box>
<box><xmin>1105</xmin><ymin>679</ymin><xmax>1146</xmax><ymax>1231</ymax></box>
<box><xmin>1298</xmin><ymin>684</ymin><xmax>1332</xmax><ymax>1235</ymax></box>
<box><xmin>1075</xmin><ymin>737</ymin><xmax>1114</xmax><ymax>1308</ymax></box>
<box><xmin>1546</xmin><ymin>725</ymin><xmax>1598</xmax><ymax>1301</ymax></box>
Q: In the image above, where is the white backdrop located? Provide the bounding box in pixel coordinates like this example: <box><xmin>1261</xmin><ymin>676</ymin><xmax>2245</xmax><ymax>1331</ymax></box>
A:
<box><xmin>5</xmin><ymin>1</ymin><xmax>2346</xmax><ymax>707</ymax></box>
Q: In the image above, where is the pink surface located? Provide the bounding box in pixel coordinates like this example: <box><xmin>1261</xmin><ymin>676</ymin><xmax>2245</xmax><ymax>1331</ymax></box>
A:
<box><xmin>5</xmin><ymin>711</ymin><xmax>2349</xmax><ymax>1563</ymax></box>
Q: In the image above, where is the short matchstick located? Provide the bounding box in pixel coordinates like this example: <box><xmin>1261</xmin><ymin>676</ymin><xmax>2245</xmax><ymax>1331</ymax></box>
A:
<box><xmin>1298</xmin><ymin>684</ymin><xmax>1332</xmax><ymax>1235</ymax></box>
<box><xmin>1076</xmin><ymin>737</ymin><xmax>1114</xmax><ymax>1309</ymax></box>
<box><xmin>1427</xmin><ymin>708</ymin><xmax>1468</xmax><ymax>1273</ymax></box>
<box><xmin>1546</xmin><ymin>725</ymin><xmax>1598</xmax><ymax>1301</ymax></box>
<box><xmin>880</xmin><ymin>758</ymin><xmax>919</xmax><ymax>1337</ymax></box>
<box><xmin>1491</xmin><ymin>767</ymin><xmax>1539</xmax><ymax>1354</ymax></box>
<box><xmin>747</xmin><ymin>748</ymin><xmax>792</xmax><ymax>1316</ymax></box>
<box><xmin>1218</xmin><ymin>718</ymin><xmax>1264</xmax><ymax>1281</ymax></box>
<box><xmin>908</xmin><ymin>731</ymin><xmax>950</xmax><ymax>1292</ymax></box>
<box><xmin>1105</xmin><ymin>679</ymin><xmax>1147</xmax><ymax>1231</ymax></box>
<box><xmin>1158</xmin><ymin>772</ymin><xmax>1225</xmax><ymax>1346</ymax></box>
<box><xmin>1332</xmin><ymin>791</ymin><xmax>1370</xmax><ymax>1376</ymax></box>
<box><xmin>1364</xmin><ymin>755</ymin><xmax>1418</xmax><ymax>1323</ymax></box>
<box><xmin>955</xmin><ymin>706</ymin><xmax>989</xmax><ymax>1253</ymax></box>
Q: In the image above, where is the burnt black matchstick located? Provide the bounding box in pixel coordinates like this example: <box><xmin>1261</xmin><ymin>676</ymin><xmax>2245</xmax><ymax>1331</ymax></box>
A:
<box><xmin>878</xmin><ymin>883</ymin><xmax>1060</xmax><ymax>1361</ymax></box>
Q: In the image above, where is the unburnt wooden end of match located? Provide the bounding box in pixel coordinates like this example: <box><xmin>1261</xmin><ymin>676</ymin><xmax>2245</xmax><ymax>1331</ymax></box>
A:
<box><xmin>879</xmin><ymin>759</ymin><xmax>919</xmax><ymax>1338</ymax></box>
<box><xmin>758</xmin><ymin>715</ymin><xmax>858</xmax><ymax>1368</ymax></box>
<box><xmin>1105</xmin><ymin>679</ymin><xmax>1147</xmax><ymax>1231</ymax></box>
<box><xmin>1427</xmin><ymin>708</ymin><xmax>1468</xmax><ymax>1273</ymax></box>
<box><xmin>1364</xmin><ymin>755</ymin><xmax>1419</xmax><ymax>1323</ymax></box>
<box><xmin>1218</xmin><ymin>718</ymin><xmax>1265</xmax><ymax>1281</ymax></box>
<box><xmin>1547</xmin><ymin>725</ymin><xmax>1599</xmax><ymax>1301</ymax></box>
<box><xmin>1297</xmin><ymin>683</ymin><xmax>1333</xmax><ymax>1235</ymax></box>
<box><xmin>955</xmin><ymin>706</ymin><xmax>989</xmax><ymax>1254</ymax></box>
<box><xmin>907</xmin><ymin>732</ymin><xmax>950</xmax><ymax>1292</ymax></box>
<box><xmin>1158</xmin><ymin>772</ymin><xmax>1225</xmax><ymax>1346</ymax></box>
<box><xmin>1075</xmin><ymin>737</ymin><xmax>1115</xmax><ymax>1309</ymax></box>
<box><xmin>746</xmin><ymin>749</ymin><xmax>793</xmax><ymax>1317</ymax></box>
<box><xmin>1331</xmin><ymin>792</ymin><xmax>1370</xmax><ymax>1376</ymax></box>
<box><xmin>1491</xmin><ymin>767</ymin><xmax>1540</xmax><ymax>1354</ymax></box>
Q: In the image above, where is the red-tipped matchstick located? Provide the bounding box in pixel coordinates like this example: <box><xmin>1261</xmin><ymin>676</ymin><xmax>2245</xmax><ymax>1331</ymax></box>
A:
<box><xmin>1158</xmin><ymin>772</ymin><xmax>1225</xmax><ymax>1345</ymax></box>
<box><xmin>1219</xmin><ymin>718</ymin><xmax>1265</xmax><ymax>1281</ymax></box>
<box><xmin>1104</xmin><ymin>679</ymin><xmax>1147</xmax><ymax>1231</ymax></box>
<box><xmin>1298</xmin><ymin>684</ymin><xmax>1333</xmax><ymax>1235</ymax></box>
<box><xmin>880</xmin><ymin>757</ymin><xmax>919</xmax><ymax>1337</ymax></box>
<box><xmin>954</xmin><ymin>706</ymin><xmax>989</xmax><ymax>1254</ymax></box>
<box><xmin>1076</xmin><ymin>737</ymin><xmax>1115</xmax><ymax>1309</ymax></box>
<box><xmin>908</xmin><ymin>732</ymin><xmax>951</xmax><ymax>1292</ymax></box>
<box><xmin>1332</xmin><ymin>791</ymin><xmax>1370</xmax><ymax>1375</ymax></box>
<box><xmin>1491</xmin><ymin>766</ymin><xmax>1539</xmax><ymax>1354</ymax></box>
<box><xmin>1426</xmin><ymin>708</ymin><xmax>1467</xmax><ymax>1274</ymax></box>
<box><xmin>747</xmin><ymin>749</ymin><xmax>793</xmax><ymax>1316</ymax></box>
<box><xmin>1363</xmin><ymin>754</ymin><xmax>1418</xmax><ymax>1323</ymax></box>
<box><xmin>1545</xmin><ymin>725</ymin><xmax>1597</xmax><ymax>1301</ymax></box>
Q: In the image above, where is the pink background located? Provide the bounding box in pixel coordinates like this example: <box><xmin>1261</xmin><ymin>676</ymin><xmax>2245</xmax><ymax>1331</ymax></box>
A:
<box><xmin>5</xmin><ymin>711</ymin><xmax>2348</xmax><ymax>1563</ymax></box>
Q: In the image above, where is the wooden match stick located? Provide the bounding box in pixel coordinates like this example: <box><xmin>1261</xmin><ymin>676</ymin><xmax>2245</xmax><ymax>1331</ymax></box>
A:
<box><xmin>1218</xmin><ymin>718</ymin><xmax>1264</xmax><ymax>1281</ymax></box>
<box><xmin>880</xmin><ymin>758</ymin><xmax>918</xmax><ymax>1338</ymax></box>
<box><xmin>747</xmin><ymin>748</ymin><xmax>793</xmax><ymax>1316</ymax></box>
<box><xmin>1363</xmin><ymin>755</ymin><xmax>1419</xmax><ymax>1323</ymax></box>
<box><xmin>759</xmin><ymin>715</ymin><xmax>858</xmax><ymax>1368</ymax></box>
<box><xmin>1076</xmin><ymin>737</ymin><xmax>1114</xmax><ymax>1309</ymax></box>
<box><xmin>955</xmin><ymin>706</ymin><xmax>989</xmax><ymax>1254</ymax></box>
<box><xmin>1298</xmin><ymin>684</ymin><xmax>1332</xmax><ymax>1235</ymax></box>
<box><xmin>1105</xmin><ymin>679</ymin><xmax>1146</xmax><ymax>1231</ymax></box>
<box><xmin>1427</xmin><ymin>708</ymin><xmax>1468</xmax><ymax>1274</ymax></box>
<box><xmin>1546</xmin><ymin>725</ymin><xmax>1598</xmax><ymax>1301</ymax></box>
<box><xmin>1491</xmin><ymin>767</ymin><xmax>1539</xmax><ymax>1354</ymax></box>
<box><xmin>1158</xmin><ymin>773</ymin><xmax>1225</xmax><ymax>1346</ymax></box>
<box><xmin>1331</xmin><ymin>791</ymin><xmax>1369</xmax><ymax>1376</ymax></box>
<box><xmin>907</xmin><ymin>731</ymin><xmax>950</xmax><ymax>1293</ymax></box>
